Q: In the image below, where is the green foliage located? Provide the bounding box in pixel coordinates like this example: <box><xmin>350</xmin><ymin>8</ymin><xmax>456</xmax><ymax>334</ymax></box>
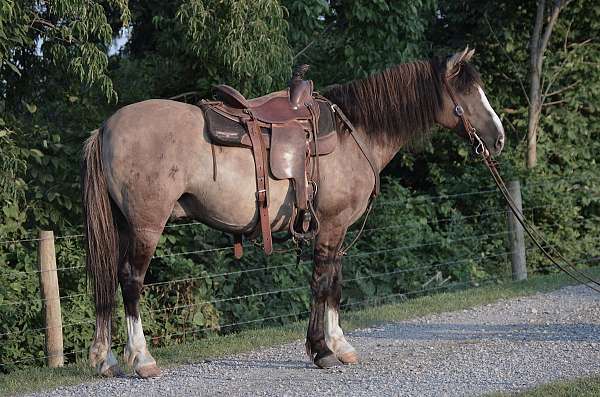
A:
<box><xmin>0</xmin><ymin>0</ymin><xmax>130</xmax><ymax>101</ymax></box>
<box><xmin>177</xmin><ymin>0</ymin><xmax>292</xmax><ymax>95</ymax></box>
<box><xmin>284</xmin><ymin>0</ymin><xmax>437</xmax><ymax>83</ymax></box>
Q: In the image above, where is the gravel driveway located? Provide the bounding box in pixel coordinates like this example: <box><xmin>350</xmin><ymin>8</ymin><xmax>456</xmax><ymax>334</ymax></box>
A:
<box><xmin>27</xmin><ymin>284</ymin><xmax>600</xmax><ymax>397</ymax></box>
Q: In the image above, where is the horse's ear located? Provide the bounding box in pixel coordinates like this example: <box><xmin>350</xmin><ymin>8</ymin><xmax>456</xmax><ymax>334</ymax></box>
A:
<box><xmin>464</xmin><ymin>48</ymin><xmax>475</xmax><ymax>62</ymax></box>
<box><xmin>446</xmin><ymin>46</ymin><xmax>474</xmax><ymax>77</ymax></box>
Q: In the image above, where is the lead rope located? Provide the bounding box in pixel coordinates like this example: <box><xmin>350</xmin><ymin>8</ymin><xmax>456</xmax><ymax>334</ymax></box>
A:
<box><xmin>481</xmin><ymin>155</ymin><xmax>600</xmax><ymax>293</ymax></box>
<box><xmin>338</xmin><ymin>201</ymin><xmax>374</xmax><ymax>256</ymax></box>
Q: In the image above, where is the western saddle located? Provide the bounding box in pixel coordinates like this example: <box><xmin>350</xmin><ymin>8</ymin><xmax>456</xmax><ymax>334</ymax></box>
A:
<box><xmin>199</xmin><ymin>65</ymin><xmax>378</xmax><ymax>258</ymax></box>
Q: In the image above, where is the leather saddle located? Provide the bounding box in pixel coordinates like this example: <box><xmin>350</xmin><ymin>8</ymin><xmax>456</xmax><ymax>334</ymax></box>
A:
<box><xmin>199</xmin><ymin>65</ymin><xmax>337</xmax><ymax>257</ymax></box>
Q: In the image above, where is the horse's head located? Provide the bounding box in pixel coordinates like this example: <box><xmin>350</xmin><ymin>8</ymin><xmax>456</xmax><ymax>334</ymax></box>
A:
<box><xmin>435</xmin><ymin>47</ymin><xmax>505</xmax><ymax>156</ymax></box>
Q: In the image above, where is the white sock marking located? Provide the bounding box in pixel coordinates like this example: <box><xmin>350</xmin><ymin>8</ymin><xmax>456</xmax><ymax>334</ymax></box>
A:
<box><xmin>125</xmin><ymin>315</ymin><xmax>155</xmax><ymax>367</ymax></box>
<box><xmin>325</xmin><ymin>304</ymin><xmax>355</xmax><ymax>354</ymax></box>
<box><xmin>127</xmin><ymin>315</ymin><xmax>146</xmax><ymax>350</ymax></box>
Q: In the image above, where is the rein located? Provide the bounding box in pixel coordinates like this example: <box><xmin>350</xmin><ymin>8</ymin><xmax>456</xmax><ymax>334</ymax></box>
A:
<box><xmin>443</xmin><ymin>78</ymin><xmax>600</xmax><ymax>293</ymax></box>
<box><xmin>484</xmin><ymin>156</ymin><xmax>600</xmax><ymax>293</ymax></box>
<box><xmin>330</xmin><ymin>103</ymin><xmax>379</xmax><ymax>256</ymax></box>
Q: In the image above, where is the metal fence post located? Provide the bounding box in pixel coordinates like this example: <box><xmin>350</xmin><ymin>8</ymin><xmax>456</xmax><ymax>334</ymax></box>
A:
<box><xmin>507</xmin><ymin>180</ymin><xmax>527</xmax><ymax>281</ymax></box>
<box><xmin>38</xmin><ymin>230</ymin><xmax>64</xmax><ymax>367</ymax></box>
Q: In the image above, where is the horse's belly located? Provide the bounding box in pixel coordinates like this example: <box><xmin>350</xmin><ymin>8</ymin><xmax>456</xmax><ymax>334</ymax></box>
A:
<box><xmin>175</xmin><ymin>144</ymin><xmax>296</xmax><ymax>234</ymax></box>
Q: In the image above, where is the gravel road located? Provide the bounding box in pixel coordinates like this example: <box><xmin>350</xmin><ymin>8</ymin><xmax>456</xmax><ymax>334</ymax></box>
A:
<box><xmin>27</xmin><ymin>284</ymin><xmax>600</xmax><ymax>397</ymax></box>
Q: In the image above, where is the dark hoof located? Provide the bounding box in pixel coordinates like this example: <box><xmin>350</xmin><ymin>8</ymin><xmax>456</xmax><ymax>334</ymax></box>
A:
<box><xmin>314</xmin><ymin>353</ymin><xmax>343</xmax><ymax>369</ymax></box>
<box><xmin>102</xmin><ymin>364</ymin><xmax>125</xmax><ymax>378</ymax></box>
<box><xmin>136</xmin><ymin>363</ymin><xmax>161</xmax><ymax>379</ymax></box>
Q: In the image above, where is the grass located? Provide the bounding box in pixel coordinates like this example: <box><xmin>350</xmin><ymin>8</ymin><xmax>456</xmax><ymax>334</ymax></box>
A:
<box><xmin>489</xmin><ymin>375</ymin><xmax>600</xmax><ymax>396</ymax></box>
<box><xmin>2</xmin><ymin>269</ymin><xmax>599</xmax><ymax>396</ymax></box>
<box><xmin>517</xmin><ymin>376</ymin><xmax>600</xmax><ymax>396</ymax></box>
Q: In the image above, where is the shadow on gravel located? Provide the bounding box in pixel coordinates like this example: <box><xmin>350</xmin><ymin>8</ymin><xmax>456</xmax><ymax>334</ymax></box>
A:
<box><xmin>358</xmin><ymin>323</ymin><xmax>600</xmax><ymax>342</ymax></box>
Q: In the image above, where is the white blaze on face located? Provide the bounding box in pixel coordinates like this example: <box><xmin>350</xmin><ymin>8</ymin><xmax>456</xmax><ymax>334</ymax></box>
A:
<box><xmin>325</xmin><ymin>304</ymin><xmax>355</xmax><ymax>355</ymax></box>
<box><xmin>477</xmin><ymin>85</ymin><xmax>504</xmax><ymax>136</ymax></box>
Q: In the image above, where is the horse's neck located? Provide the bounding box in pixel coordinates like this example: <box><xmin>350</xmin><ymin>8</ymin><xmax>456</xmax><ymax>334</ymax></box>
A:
<box><xmin>337</xmin><ymin>92</ymin><xmax>435</xmax><ymax>172</ymax></box>
<box><xmin>357</xmin><ymin>128</ymin><xmax>406</xmax><ymax>172</ymax></box>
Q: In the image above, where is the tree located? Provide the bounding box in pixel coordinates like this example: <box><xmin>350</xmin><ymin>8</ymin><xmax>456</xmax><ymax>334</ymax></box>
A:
<box><xmin>526</xmin><ymin>0</ymin><xmax>572</xmax><ymax>168</ymax></box>
<box><xmin>0</xmin><ymin>0</ymin><xmax>130</xmax><ymax>237</ymax></box>
<box><xmin>284</xmin><ymin>0</ymin><xmax>437</xmax><ymax>85</ymax></box>
<box><xmin>115</xmin><ymin>0</ymin><xmax>291</xmax><ymax>100</ymax></box>
<box><xmin>0</xmin><ymin>0</ymin><xmax>130</xmax><ymax>102</ymax></box>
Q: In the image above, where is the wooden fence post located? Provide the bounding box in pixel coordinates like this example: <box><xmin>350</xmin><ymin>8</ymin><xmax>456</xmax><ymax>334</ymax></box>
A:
<box><xmin>507</xmin><ymin>180</ymin><xmax>527</xmax><ymax>281</ymax></box>
<box><xmin>38</xmin><ymin>230</ymin><xmax>64</xmax><ymax>367</ymax></box>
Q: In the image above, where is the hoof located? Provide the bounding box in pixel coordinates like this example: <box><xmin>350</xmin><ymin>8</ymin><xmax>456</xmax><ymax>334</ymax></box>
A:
<box><xmin>314</xmin><ymin>353</ymin><xmax>343</xmax><ymax>369</ymax></box>
<box><xmin>101</xmin><ymin>364</ymin><xmax>125</xmax><ymax>378</ymax></box>
<box><xmin>338</xmin><ymin>351</ymin><xmax>359</xmax><ymax>365</ymax></box>
<box><xmin>135</xmin><ymin>363</ymin><xmax>161</xmax><ymax>379</ymax></box>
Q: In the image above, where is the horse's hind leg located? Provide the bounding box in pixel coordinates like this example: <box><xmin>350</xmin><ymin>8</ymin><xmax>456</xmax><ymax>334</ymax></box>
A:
<box><xmin>306</xmin><ymin>225</ymin><xmax>358</xmax><ymax>368</ymax></box>
<box><xmin>89</xmin><ymin>318</ymin><xmax>122</xmax><ymax>376</ymax></box>
<box><xmin>89</xmin><ymin>226</ymin><xmax>128</xmax><ymax>377</ymax></box>
<box><xmin>118</xmin><ymin>226</ymin><xmax>163</xmax><ymax>378</ymax></box>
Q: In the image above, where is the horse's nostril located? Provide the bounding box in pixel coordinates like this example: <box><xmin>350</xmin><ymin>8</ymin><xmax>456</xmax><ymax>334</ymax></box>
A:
<box><xmin>495</xmin><ymin>135</ymin><xmax>504</xmax><ymax>151</ymax></box>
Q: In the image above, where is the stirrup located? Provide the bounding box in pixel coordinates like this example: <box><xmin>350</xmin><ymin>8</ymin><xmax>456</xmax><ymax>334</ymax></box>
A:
<box><xmin>289</xmin><ymin>202</ymin><xmax>320</xmax><ymax>241</ymax></box>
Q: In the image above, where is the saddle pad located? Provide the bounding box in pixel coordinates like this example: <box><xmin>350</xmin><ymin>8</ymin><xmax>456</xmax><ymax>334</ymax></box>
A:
<box><xmin>316</xmin><ymin>100</ymin><xmax>335</xmax><ymax>137</ymax></box>
<box><xmin>202</xmin><ymin>106</ymin><xmax>271</xmax><ymax>146</ymax></box>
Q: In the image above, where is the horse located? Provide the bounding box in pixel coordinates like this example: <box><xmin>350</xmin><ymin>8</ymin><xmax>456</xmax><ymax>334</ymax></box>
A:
<box><xmin>82</xmin><ymin>47</ymin><xmax>505</xmax><ymax>378</ymax></box>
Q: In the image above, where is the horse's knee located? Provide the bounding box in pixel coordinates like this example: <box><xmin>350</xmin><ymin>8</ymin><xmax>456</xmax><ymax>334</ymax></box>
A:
<box><xmin>311</xmin><ymin>254</ymin><xmax>342</xmax><ymax>300</ymax></box>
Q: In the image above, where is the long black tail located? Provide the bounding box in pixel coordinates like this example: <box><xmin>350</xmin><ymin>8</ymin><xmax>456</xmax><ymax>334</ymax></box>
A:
<box><xmin>81</xmin><ymin>128</ymin><xmax>118</xmax><ymax>336</ymax></box>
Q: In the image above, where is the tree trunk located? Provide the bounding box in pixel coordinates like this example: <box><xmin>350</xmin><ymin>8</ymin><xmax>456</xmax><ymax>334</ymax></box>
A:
<box><xmin>526</xmin><ymin>0</ymin><xmax>566</xmax><ymax>169</ymax></box>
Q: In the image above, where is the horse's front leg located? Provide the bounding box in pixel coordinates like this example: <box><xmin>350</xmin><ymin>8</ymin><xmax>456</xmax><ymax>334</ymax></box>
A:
<box><xmin>306</xmin><ymin>226</ymin><xmax>358</xmax><ymax>368</ymax></box>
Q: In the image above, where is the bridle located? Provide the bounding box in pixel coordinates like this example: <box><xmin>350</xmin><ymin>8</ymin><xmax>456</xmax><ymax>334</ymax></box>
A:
<box><xmin>442</xmin><ymin>76</ymin><xmax>487</xmax><ymax>156</ymax></box>
<box><xmin>443</xmin><ymin>75</ymin><xmax>600</xmax><ymax>293</ymax></box>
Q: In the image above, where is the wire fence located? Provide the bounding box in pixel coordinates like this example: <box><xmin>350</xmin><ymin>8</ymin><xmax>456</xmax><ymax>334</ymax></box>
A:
<box><xmin>1</xmin><ymin>172</ymin><xmax>594</xmax><ymax>246</ymax></box>
<box><xmin>4</xmin><ymin>251</ymin><xmax>599</xmax><ymax>368</ymax></box>
<box><xmin>0</xmin><ymin>275</ymin><xmax>505</xmax><ymax>366</ymax></box>
<box><xmin>0</xmin><ymin>202</ymin><xmax>570</xmax><ymax>279</ymax></box>
<box><xmin>1</xmin><ymin>216</ymin><xmax>589</xmax><ymax>310</ymax></box>
<box><xmin>4</xmin><ymin>237</ymin><xmax>600</xmax><ymax>342</ymax></box>
<box><xmin>0</xmin><ymin>178</ymin><xmax>599</xmax><ymax>370</ymax></box>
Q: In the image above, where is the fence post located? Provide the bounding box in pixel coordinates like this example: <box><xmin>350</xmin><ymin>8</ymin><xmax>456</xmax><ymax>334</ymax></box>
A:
<box><xmin>38</xmin><ymin>230</ymin><xmax>64</xmax><ymax>367</ymax></box>
<box><xmin>507</xmin><ymin>180</ymin><xmax>527</xmax><ymax>281</ymax></box>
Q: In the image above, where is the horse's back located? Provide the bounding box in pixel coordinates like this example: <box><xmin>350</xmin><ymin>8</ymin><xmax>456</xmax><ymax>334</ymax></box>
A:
<box><xmin>105</xmin><ymin>99</ymin><xmax>204</xmax><ymax>139</ymax></box>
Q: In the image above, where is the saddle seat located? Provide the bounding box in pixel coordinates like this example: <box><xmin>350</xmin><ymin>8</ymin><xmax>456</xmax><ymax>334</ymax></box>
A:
<box><xmin>199</xmin><ymin>68</ymin><xmax>338</xmax><ymax>258</ymax></box>
<box><xmin>205</xmin><ymin>86</ymin><xmax>337</xmax><ymax>154</ymax></box>
<box><xmin>213</xmin><ymin>81</ymin><xmax>315</xmax><ymax>124</ymax></box>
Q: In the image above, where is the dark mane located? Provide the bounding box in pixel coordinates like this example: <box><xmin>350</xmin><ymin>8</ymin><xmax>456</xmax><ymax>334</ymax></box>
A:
<box><xmin>323</xmin><ymin>57</ymin><xmax>481</xmax><ymax>147</ymax></box>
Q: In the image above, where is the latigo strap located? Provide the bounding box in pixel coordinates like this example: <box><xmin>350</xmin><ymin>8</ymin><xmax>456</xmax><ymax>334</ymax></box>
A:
<box><xmin>244</xmin><ymin>115</ymin><xmax>273</xmax><ymax>256</ymax></box>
